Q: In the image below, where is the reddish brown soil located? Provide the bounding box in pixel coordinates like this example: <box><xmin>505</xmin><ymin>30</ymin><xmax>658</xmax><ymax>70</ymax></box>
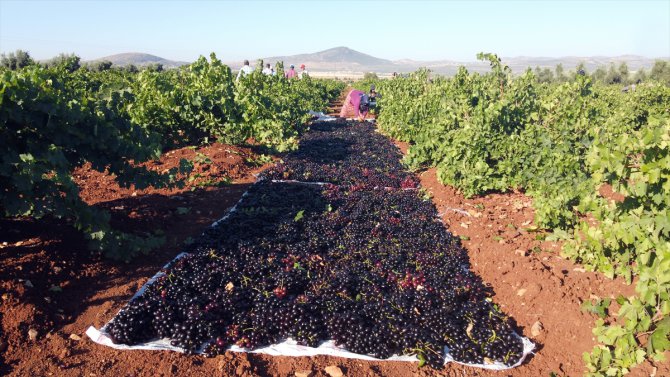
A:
<box><xmin>74</xmin><ymin>144</ymin><xmax>261</xmax><ymax>204</ymax></box>
<box><xmin>0</xmin><ymin>143</ymin><xmax>270</xmax><ymax>376</ymax></box>
<box><xmin>393</xmin><ymin>141</ymin><xmax>669</xmax><ymax>377</ymax></box>
<box><xmin>326</xmin><ymin>88</ymin><xmax>348</xmax><ymax>117</ymax></box>
<box><xmin>1</xmin><ymin>102</ymin><xmax>667</xmax><ymax>376</ymax></box>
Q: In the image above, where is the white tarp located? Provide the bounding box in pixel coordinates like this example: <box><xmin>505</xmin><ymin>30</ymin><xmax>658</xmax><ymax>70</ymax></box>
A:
<box><xmin>307</xmin><ymin>111</ymin><xmax>337</xmax><ymax>122</ymax></box>
<box><xmin>86</xmin><ymin>325</ymin><xmax>534</xmax><ymax>370</ymax></box>
<box><xmin>306</xmin><ymin>110</ymin><xmax>375</xmax><ymax>123</ymax></box>
<box><xmin>86</xmin><ymin>162</ymin><xmax>535</xmax><ymax>370</ymax></box>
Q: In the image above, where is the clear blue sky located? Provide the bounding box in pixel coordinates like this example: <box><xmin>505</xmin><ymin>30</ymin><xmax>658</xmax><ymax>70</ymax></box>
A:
<box><xmin>1</xmin><ymin>0</ymin><xmax>668</xmax><ymax>62</ymax></box>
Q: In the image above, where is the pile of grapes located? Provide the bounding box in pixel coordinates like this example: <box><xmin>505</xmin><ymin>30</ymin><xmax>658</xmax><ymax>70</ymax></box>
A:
<box><xmin>105</xmin><ymin>121</ymin><xmax>526</xmax><ymax>369</ymax></box>
<box><xmin>261</xmin><ymin>121</ymin><xmax>419</xmax><ymax>189</ymax></box>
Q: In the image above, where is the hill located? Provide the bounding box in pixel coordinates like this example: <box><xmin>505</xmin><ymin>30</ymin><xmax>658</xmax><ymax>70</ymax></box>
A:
<box><xmin>89</xmin><ymin>49</ymin><xmax>666</xmax><ymax>77</ymax></box>
<box><xmin>263</xmin><ymin>46</ymin><xmax>393</xmax><ymax>68</ymax></box>
<box><xmin>226</xmin><ymin>47</ymin><xmax>665</xmax><ymax>77</ymax></box>
<box><xmin>87</xmin><ymin>53</ymin><xmax>188</xmax><ymax>68</ymax></box>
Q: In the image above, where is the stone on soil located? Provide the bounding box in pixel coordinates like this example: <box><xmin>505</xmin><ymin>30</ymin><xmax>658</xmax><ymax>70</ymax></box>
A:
<box><xmin>531</xmin><ymin>321</ymin><xmax>544</xmax><ymax>337</ymax></box>
<box><xmin>325</xmin><ymin>365</ymin><xmax>344</xmax><ymax>377</ymax></box>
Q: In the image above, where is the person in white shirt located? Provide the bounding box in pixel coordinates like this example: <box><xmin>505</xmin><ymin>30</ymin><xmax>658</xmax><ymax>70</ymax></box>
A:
<box><xmin>298</xmin><ymin>64</ymin><xmax>309</xmax><ymax>79</ymax></box>
<box><xmin>262</xmin><ymin>63</ymin><xmax>274</xmax><ymax>76</ymax></box>
<box><xmin>236</xmin><ymin>60</ymin><xmax>253</xmax><ymax>81</ymax></box>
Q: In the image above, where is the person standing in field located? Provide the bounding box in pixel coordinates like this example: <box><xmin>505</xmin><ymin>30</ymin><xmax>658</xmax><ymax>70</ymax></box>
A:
<box><xmin>298</xmin><ymin>64</ymin><xmax>309</xmax><ymax>79</ymax></box>
<box><xmin>262</xmin><ymin>63</ymin><xmax>274</xmax><ymax>75</ymax></box>
<box><xmin>339</xmin><ymin>88</ymin><xmax>374</xmax><ymax>122</ymax></box>
<box><xmin>236</xmin><ymin>60</ymin><xmax>253</xmax><ymax>81</ymax></box>
<box><xmin>285</xmin><ymin>64</ymin><xmax>298</xmax><ymax>79</ymax></box>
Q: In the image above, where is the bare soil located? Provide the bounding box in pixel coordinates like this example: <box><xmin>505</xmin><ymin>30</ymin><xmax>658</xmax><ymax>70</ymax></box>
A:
<box><xmin>1</xmin><ymin>99</ymin><xmax>666</xmax><ymax>377</ymax></box>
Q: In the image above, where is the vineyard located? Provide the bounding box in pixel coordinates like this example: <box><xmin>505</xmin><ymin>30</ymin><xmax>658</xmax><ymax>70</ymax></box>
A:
<box><xmin>369</xmin><ymin>54</ymin><xmax>670</xmax><ymax>376</ymax></box>
<box><xmin>0</xmin><ymin>54</ymin><xmax>343</xmax><ymax>261</ymax></box>
<box><xmin>0</xmin><ymin>52</ymin><xmax>669</xmax><ymax>377</ymax></box>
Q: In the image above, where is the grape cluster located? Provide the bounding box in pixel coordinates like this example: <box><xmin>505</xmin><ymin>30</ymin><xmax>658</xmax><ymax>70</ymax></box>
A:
<box><xmin>261</xmin><ymin>122</ymin><xmax>417</xmax><ymax>189</ymax></box>
<box><xmin>106</xmin><ymin>120</ymin><xmax>526</xmax><ymax>370</ymax></box>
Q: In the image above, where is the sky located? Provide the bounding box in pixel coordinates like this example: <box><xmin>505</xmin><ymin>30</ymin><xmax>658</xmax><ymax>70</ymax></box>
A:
<box><xmin>1</xmin><ymin>0</ymin><xmax>669</xmax><ymax>62</ymax></box>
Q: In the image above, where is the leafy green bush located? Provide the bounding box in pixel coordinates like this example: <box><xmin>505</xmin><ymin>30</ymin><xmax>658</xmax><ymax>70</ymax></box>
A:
<box><xmin>0</xmin><ymin>65</ymin><xmax>187</xmax><ymax>260</ymax></box>
<box><xmin>568</xmin><ymin>118</ymin><xmax>670</xmax><ymax>376</ymax></box>
<box><xmin>128</xmin><ymin>53</ymin><xmax>238</xmax><ymax>149</ymax></box>
<box><xmin>234</xmin><ymin>67</ymin><xmax>343</xmax><ymax>152</ymax></box>
<box><xmin>374</xmin><ymin>53</ymin><xmax>670</xmax><ymax>375</ymax></box>
<box><xmin>0</xmin><ymin>49</ymin><xmax>35</xmax><ymax>70</ymax></box>
<box><xmin>0</xmin><ymin>54</ymin><xmax>343</xmax><ymax>260</ymax></box>
<box><xmin>42</xmin><ymin>53</ymin><xmax>81</xmax><ymax>72</ymax></box>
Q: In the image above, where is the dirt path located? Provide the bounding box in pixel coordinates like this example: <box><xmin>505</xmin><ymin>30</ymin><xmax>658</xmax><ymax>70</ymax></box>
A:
<box><xmin>325</xmin><ymin>86</ymin><xmax>349</xmax><ymax>116</ymax></box>
<box><xmin>1</xmin><ymin>94</ymin><xmax>666</xmax><ymax>377</ymax></box>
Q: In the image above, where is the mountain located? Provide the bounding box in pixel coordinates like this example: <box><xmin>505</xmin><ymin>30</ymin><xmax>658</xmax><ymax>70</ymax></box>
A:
<box><xmin>89</xmin><ymin>49</ymin><xmax>666</xmax><ymax>77</ymax></box>
<box><xmin>263</xmin><ymin>47</ymin><xmax>393</xmax><ymax>68</ymax></box>
<box><xmin>87</xmin><ymin>53</ymin><xmax>188</xmax><ymax>68</ymax></box>
<box><xmin>225</xmin><ymin>47</ymin><xmax>665</xmax><ymax>77</ymax></box>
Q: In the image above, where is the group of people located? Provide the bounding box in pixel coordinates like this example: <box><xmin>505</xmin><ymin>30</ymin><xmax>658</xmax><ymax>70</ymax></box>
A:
<box><xmin>284</xmin><ymin>64</ymin><xmax>308</xmax><ymax>79</ymax></box>
<box><xmin>236</xmin><ymin>60</ymin><xmax>309</xmax><ymax>81</ymax></box>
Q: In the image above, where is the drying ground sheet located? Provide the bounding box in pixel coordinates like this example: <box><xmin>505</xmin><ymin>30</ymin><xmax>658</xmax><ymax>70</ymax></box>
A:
<box><xmin>93</xmin><ymin>120</ymin><xmax>533</xmax><ymax>370</ymax></box>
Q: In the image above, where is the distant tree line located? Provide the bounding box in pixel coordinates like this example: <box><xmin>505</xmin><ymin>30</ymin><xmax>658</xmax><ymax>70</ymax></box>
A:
<box><xmin>0</xmin><ymin>49</ymin><xmax>165</xmax><ymax>73</ymax></box>
<box><xmin>533</xmin><ymin>60</ymin><xmax>670</xmax><ymax>86</ymax></box>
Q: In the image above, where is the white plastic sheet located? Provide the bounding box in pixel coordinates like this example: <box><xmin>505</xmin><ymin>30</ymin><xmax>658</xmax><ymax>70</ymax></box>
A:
<box><xmin>86</xmin><ymin>207</ymin><xmax>536</xmax><ymax>370</ymax></box>
<box><xmin>86</xmin><ymin>324</ymin><xmax>533</xmax><ymax>370</ymax></box>
<box><xmin>86</xmin><ymin>153</ymin><xmax>536</xmax><ymax>370</ymax></box>
<box><xmin>307</xmin><ymin>111</ymin><xmax>338</xmax><ymax>122</ymax></box>
<box><xmin>346</xmin><ymin>118</ymin><xmax>376</xmax><ymax>123</ymax></box>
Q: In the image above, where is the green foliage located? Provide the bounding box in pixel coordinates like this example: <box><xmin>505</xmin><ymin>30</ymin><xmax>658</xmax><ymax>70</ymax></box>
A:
<box><xmin>566</xmin><ymin>118</ymin><xmax>670</xmax><ymax>376</ymax></box>
<box><xmin>593</xmin><ymin>67</ymin><xmax>608</xmax><ymax>83</ymax></box>
<box><xmin>374</xmin><ymin>68</ymin><xmax>434</xmax><ymax>141</ymax></box>
<box><xmin>352</xmin><ymin>75</ymin><xmax>380</xmax><ymax>92</ymax></box>
<box><xmin>128</xmin><ymin>53</ymin><xmax>342</xmax><ymax>151</ymax></box>
<box><xmin>633</xmin><ymin>68</ymin><xmax>647</xmax><ymax>83</ymax></box>
<box><xmin>129</xmin><ymin>53</ymin><xmax>238</xmax><ymax>149</ymax></box>
<box><xmin>0</xmin><ymin>49</ymin><xmax>35</xmax><ymax>70</ymax></box>
<box><xmin>144</xmin><ymin>62</ymin><xmax>164</xmax><ymax>72</ymax></box>
<box><xmin>245</xmin><ymin>153</ymin><xmax>273</xmax><ymax>167</ymax></box>
<box><xmin>125</xmin><ymin>64</ymin><xmax>139</xmax><ymax>74</ymax></box>
<box><xmin>234</xmin><ymin>67</ymin><xmax>343</xmax><ymax>152</ymax></box>
<box><xmin>534</xmin><ymin>66</ymin><xmax>555</xmax><ymax>83</ymax></box>
<box><xmin>274</xmin><ymin>61</ymin><xmax>285</xmax><ymax>77</ymax></box>
<box><xmin>363</xmin><ymin>72</ymin><xmax>379</xmax><ymax>80</ymax></box>
<box><xmin>43</xmin><ymin>53</ymin><xmax>81</xmax><ymax>72</ymax></box>
<box><xmin>582</xmin><ymin>298</ymin><xmax>611</xmax><ymax>319</ymax></box>
<box><xmin>0</xmin><ymin>52</ymin><xmax>342</xmax><ymax>261</ymax></box>
<box><xmin>554</xmin><ymin>63</ymin><xmax>567</xmax><ymax>83</ymax></box>
<box><xmin>650</xmin><ymin>60</ymin><xmax>670</xmax><ymax>86</ymax></box>
<box><xmin>0</xmin><ymin>65</ymin><xmax>182</xmax><ymax>260</ymax></box>
<box><xmin>529</xmin><ymin>60</ymin><xmax>669</xmax><ymax>87</ymax></box>
<box><xmin>603</xmin><ymin>63</ymin><xmax>628</xmax><ymax>85</ymax></box>
<box><xmin>90</xmin><ymin>60</ymin><xmax>113</xmax><ymax>72</ymax></box>
<box><xmin>375</xmin><ymin>53</ymin><xmax>670</xmax><ymax>375</ymax></box>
